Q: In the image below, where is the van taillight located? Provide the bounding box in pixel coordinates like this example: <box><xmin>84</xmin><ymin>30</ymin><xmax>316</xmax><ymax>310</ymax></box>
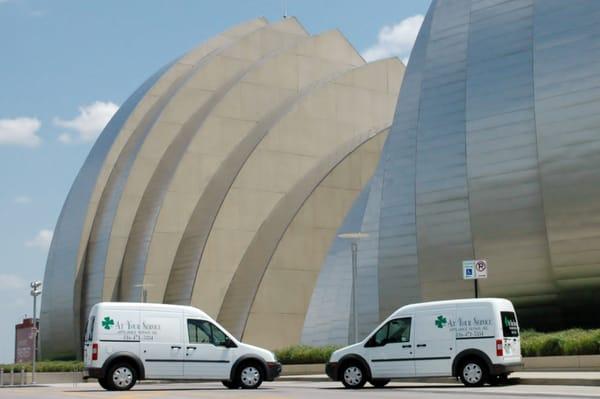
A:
<box><xmin>92</xmin><ymin>343</ymin><xmax>98</xmax><ymax>361</ymax></box>
<box><xmin>496</xmin><ymin>339</ymin><xmax>503</xmax><ymax>357</ymax></box>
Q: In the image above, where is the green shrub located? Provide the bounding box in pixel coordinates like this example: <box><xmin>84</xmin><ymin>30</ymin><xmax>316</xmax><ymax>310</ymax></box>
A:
<box><xmin>275</xmin><ymin>345</ymin><xmax>340</xmax><ymax>364</ymax></box>
<box><xmin>277</xmin><ymin>329</ymin><xmax>600</xmax><ymax>362</ymax></box>
<box><xmin>520</xmin><ymin>328</ymin><xmax>600</xmax><ymax>357</ymax></box>
<box><xmin>0</xmin><ymin>361</ymin><xmax>83</xmax><ymax>372</ymax></box>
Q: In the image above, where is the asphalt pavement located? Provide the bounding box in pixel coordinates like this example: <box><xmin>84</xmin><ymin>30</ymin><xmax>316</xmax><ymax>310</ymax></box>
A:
<box><xmin>2</xmin><ymin>380</ymin><xmax>600</xmax><ymax>399</ymax></box>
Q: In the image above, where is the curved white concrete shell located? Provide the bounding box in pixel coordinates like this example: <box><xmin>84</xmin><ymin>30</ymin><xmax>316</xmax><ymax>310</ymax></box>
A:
<box><xmin>41</xmin><ymin>17</ymin><xmax>404</xmax><ymax>359</ymax></box>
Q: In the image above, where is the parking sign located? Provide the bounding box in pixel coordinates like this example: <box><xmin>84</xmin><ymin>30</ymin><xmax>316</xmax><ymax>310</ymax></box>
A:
<box><xmin>463</xmin><ymin>261</ymin><xmax>475</xmax><ymax>280</ymax></box>
<box><xmin>463</xmin><ymin>260</ymin><xmax>487</xmax><ymax>280</ymax></box>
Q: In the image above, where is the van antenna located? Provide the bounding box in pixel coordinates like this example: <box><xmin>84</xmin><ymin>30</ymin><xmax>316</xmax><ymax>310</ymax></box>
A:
<box><xmin>282</xmin><ymin>0</ymin><xmax>288</xmax><ymax>18</ymax></box>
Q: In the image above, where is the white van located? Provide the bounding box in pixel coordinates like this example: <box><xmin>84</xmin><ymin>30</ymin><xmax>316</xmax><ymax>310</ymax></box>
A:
<box><xmin>83</xmin><ymin>302</ymin><xmax>281</xmax><ymax>391</ymax></box>
<box><xmin>325</xmin><ymin>298</ymin><xmax>521</xmax><ymax>388</ymax></box>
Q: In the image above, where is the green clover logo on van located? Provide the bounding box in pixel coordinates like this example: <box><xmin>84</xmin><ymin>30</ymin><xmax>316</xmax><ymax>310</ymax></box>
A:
<box><xmin>101</xmin><ymin>316</ymin><xmax>114</xmax><ymax>330</ymax></box>
<box><xmin>435</xmin><ymin>315</ymin><xmax>447</xmax><ymax>329</ymax></box>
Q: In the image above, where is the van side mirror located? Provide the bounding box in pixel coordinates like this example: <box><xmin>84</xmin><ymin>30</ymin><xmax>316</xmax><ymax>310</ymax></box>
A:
<box><xmin>223</xmin><ymin>337</ymin><xmax>237</xmax><ymax>348</ymax></box>
<box><xmin>365</xmin><ymin>336</ymin><xmax>385</xmax><ymax>348</ymax></box>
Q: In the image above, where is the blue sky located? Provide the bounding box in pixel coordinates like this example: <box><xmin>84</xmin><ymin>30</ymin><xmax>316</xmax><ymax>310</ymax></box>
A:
<box><xmin>0</xmin><ymin>0</ymin><xmax>430</xmax><ymax>362</ymax></box>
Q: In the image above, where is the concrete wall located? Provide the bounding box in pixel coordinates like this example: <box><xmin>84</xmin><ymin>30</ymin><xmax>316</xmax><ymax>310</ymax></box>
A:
<box><xmin>41</xmin><ymin>17</ymin><xmax>404</xmax><ymax>359</ymax></box>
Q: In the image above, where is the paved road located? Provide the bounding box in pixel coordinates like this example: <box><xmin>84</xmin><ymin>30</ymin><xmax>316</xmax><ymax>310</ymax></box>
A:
<box><xmin>2</xmin><ymin>381</ymin><xmax>600</xmax><ymax>399</ymax></box>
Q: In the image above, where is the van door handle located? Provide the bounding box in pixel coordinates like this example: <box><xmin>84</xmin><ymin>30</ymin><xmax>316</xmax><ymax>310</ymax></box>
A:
<box><xmin>417</xmin><ymin>344</ymin><xmax>427</xmax><ymax>348</ymax></box>
<box><xmin>171</xmin><ymin>345</ymin><xmax>182</xmax><ymax>349</ymax></box>
<box><xmin>402</xmin><ymin>344</ymin><xmax>412</xmax><ymax>348</ymax></box>
<box><xmin>187</xmin><ymin>346</ymin><xmax>197</xmax><ymax>350</ymax></box>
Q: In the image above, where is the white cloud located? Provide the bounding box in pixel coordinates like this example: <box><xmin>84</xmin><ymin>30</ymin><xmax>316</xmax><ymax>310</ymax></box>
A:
<box><xmin>362</xmin><ymin>14</ymin><xmax>424</xmax><ymax>64</ymax></box>
<box><xmin>0</xmin><ymin>117</ymin><xmax>42</xmax><ymax>147</ymax></box>
<box><xmin>25</xmin><ymin>229</ymin><xmax>53</xmax><ymax>251</ymax></box>
<box><xmin>58</xmin><ymin>132</ymin><xmax>73</xmax><ymax>144</ymax></box>
<box><xmin>14</xmin><ymin>195</ymin><xmax>32</xmax><ymax>204</ymax></box>
<box><xmin>54</xmin><ymin>101</ymin><xmax>118</xmax><ymax>142</ymax></box>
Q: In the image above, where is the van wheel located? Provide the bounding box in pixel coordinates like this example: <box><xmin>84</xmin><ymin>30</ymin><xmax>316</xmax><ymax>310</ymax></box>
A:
<box><xmin>97</xmin><ymin>377</ymin><xmax>109</xmax><ymax>390</ymax></box>
<box><xmin>370</xmin><ymin>378</ymin><xmax>390</xmax><ymax>388</ymax></box>
<box><xmin>341</xmin><ymin>362</ymin><xmax>367</xmax><ymax>389</ymax></box>
<box><xmin>222</xmin><ymin>380</ymin><xmax>240</xmax><ymax>389</ymax></box>
<box><xmin>459</xmin><ymin>358</ymin><xmax>487</xmax><ymax>387</ymax></box>
<box><xmin>106</xmin><ymin>363</ymin><xmax>137</xmax><ymax>391</ymax></box>
<box><xmin>236</xmin><ymin>363</ymin><xmax>264</xmax><ymax>389</ymax></box>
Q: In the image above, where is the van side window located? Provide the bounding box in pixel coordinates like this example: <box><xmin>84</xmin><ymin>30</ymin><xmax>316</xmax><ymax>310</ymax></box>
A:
<box><xmin>387</xmin><ymin>318</ymin><xmax>411</xmax><ymax>343</ymax></box>
<box><xmin>187</xmin><ymin>319</ymin><xmax>229</xmax><ymax>346</ymax></box>
<box><xmin>370</xmin><ymin>317</ymin><xmax>411</xmax><ymax>346</ymax></box>
<box><xmin>187</xmin><ymin>319</ymin><xmax>211</xmax><ymax>344</ymax></box>
<box><xmin>211</xmin><ymin>324</ymin><xmax>228</xmax><ymax>346</ymax></box>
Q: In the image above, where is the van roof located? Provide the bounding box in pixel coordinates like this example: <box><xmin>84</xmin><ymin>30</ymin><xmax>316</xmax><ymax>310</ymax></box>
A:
<box><xmin>391</xmin><ymin>298</ymin><xmax>513</xmax><ymax>317</ymax></box>
<box><xmin>91</xmin><ymin>302</ymin><xmax>210</xmax><ymax>318</ymax></box>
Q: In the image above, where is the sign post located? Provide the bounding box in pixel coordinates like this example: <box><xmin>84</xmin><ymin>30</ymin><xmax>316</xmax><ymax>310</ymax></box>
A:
<box><xmin>462</xmin><ymin>260</ymin><xmax>487</xmax><ymax>298</ymax></box>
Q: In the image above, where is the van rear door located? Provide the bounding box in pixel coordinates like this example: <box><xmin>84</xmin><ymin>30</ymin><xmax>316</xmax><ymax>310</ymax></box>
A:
<box><xmin>500</xmin><ymin>311</ymin><xmax>521</xmax><ymax>361</ymax></box>
<box><xmin>413</xmin><ymin>308</ymin><xmax>456</xmax><ymax>376</ymax></box>
<box><xmin>141</xmin><ymin>309</ymin><xmax>184</xmax><ymax>378</ymax></box>
<box><xmin>83</xmin><ymin>313</ymin><xmax>96</xmax><ymax>365</ymax></box>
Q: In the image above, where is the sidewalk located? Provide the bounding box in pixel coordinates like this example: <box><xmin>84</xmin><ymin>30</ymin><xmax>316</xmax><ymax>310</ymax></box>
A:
<box><xmin>279</xmin><ymin>371</ymin><xmax>600</xmax><ymax>386</ymax></box>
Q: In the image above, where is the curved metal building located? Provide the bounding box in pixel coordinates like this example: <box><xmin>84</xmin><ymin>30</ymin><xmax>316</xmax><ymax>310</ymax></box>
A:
<box><xmin>303</xmin><ymin>0</ymin><xmax>600</xmax><ymax>345</ymax></box>
<box><xmin>40</xmin><ymin>17</ymin><xmax>404</xmax><ymax>359</ymax></box>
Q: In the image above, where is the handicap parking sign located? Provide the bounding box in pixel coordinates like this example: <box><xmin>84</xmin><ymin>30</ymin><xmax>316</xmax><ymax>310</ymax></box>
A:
<box><xmin>463</xmin><ymin>261</ymin><xmax>475</xmax><ymax>280</ymax></box>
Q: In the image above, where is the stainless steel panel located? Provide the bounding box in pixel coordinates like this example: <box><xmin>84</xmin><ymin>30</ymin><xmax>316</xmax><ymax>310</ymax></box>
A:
<box><xmin>534</xmin><ymin>0</ymin><xmax>600</xmax><ymax>327</ymax></box>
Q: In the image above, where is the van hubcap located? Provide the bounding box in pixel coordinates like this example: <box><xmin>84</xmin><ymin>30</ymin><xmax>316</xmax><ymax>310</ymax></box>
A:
<box><xmin>463</xmin><ymin>363</ymin><xmax>482</xmax><ymax>384</ymax></box>
<box><xmin>112</xmin><ymin>367</ymin><xmax>133</xmax><ymax>387</ymax></box>
<box><xmin>241</xmin><ymin>366</ymin><xmax>260</xmax><ymax>386</ymax></box>
<box><xmin>343</xmin><ymin>366</ymin><xmax>363</xmax><ymax>386</ymax></box>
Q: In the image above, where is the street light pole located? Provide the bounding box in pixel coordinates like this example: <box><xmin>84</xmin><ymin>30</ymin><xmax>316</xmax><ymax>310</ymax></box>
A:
<box><xmin>30</xmin><ymin>281</ymin><xmax>42</xmax><ymax>385</ymax></box>
<box><xmin>350</xmin><ymin>241</ymin><xmax>358</xmax><ymax>345</ymax></box>
<box><xmin>338</xmin><ymin>232</ymin><xmax>368</xmax><ymax>344</ymax></box>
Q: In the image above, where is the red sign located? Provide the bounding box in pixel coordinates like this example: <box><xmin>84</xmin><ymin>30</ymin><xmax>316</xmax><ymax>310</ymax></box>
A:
<box><xmin>14</xmin><ymin>318</ymin><xmax>36</xmax><ymax>363</ymax></box>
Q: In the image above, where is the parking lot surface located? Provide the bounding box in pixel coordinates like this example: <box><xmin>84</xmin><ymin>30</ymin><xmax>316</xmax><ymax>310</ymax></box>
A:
<box><xmin>2</xmin><ymin>381</ymin><xmax>600</xmax><ymax>399</ymax></box>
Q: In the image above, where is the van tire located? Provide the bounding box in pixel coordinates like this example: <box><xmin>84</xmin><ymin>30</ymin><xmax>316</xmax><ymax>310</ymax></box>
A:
<box><xmin>459</xmin><ymin>358</ymin><xmax>487</xmax><ymax>387</ymax></box>
<box><xmin>106</xmin><ymin>362</ymin><xmax>137</xmax><ymax>391</ymax></box>
<box><xmin>97</xmin><ymin>377</ymin><xmax>109</xmax><ymax>390</ymax></box>
<box><xmin>221</xmin><ymin>380</ymin><xmax>239</xmax><ymax>389</ymax></box>
<box><xmin>235</xmin><ymin>361</ymin><xmax>264</xmax><ymax>389</ymax></box>
<box><xmin>370</xmin><ymin>378</ymin><xmax>390</xmax><ymax>388</ymax></box>
<box><xmin>340</xmin><ymin>362</ymin><xmax>367</xmax><ymax>389</ymax></box>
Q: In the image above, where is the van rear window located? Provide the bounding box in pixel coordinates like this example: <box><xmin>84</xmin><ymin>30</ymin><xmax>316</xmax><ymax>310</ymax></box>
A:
<box><xmin>501</xmin><ymin>311</ymin><xmax>519</xmax><ymax>337</ymax></box>
<box><xmin>85</xmin><ymin>316</ymin><xmax>95</xmax><ymax>342</ymax></box>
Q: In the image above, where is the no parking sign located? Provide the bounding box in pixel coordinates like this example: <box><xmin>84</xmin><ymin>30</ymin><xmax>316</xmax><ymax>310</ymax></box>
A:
<box><xmin>463</xmin><ymin>259</ymin><xmax>487</xmax><ymax>279</ymax></box>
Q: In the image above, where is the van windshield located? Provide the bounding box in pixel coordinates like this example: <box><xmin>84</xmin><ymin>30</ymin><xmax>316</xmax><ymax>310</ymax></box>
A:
<box><xmin>501</xmin><ymin>311</ymin><xmax>519</xmax><ymax>337</ymax></box>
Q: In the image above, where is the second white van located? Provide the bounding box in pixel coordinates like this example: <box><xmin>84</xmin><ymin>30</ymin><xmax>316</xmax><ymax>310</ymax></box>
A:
<box><xmin>325</xmin><ymin>298</ymin><xmax>522</xmax><ymax>388</ymax></box>
<box><xmin>83</xmin><ymin>302</ymin><xmax>281</xmax><ymax>391</ymax></box>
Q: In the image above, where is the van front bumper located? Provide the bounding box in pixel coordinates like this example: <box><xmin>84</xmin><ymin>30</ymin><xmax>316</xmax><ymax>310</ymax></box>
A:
<box><xmin>325</xmin><ymin>362</ymin><xmax>339</xmax><ymax>380</ymax></box>
<box><xmin>265</xmin><ymin>362</ymin><xmax>282</xmax><ymax>381</ymax></box>
<box><xmin>491</xmin><ymin>362</ymin><xmax>523</xmax><ymax>376</ymax></box>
